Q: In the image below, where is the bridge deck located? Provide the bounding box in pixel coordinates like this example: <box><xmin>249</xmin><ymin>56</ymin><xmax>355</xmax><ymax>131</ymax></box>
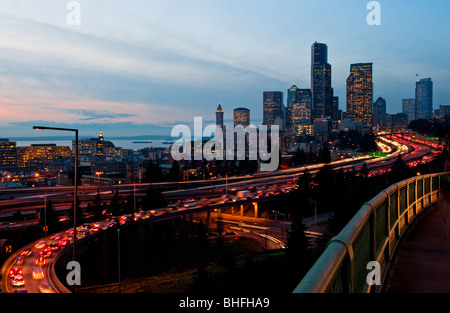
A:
<box><xmin>387</xmin><ymin>195</ymin><xmax>450</xmax><ymax>293</ymax></box>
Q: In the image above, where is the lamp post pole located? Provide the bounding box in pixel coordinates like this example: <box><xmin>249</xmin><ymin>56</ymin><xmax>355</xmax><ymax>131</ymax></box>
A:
<box><xmin>33</xmin><ymin>126</ymin><xmax>78</xmax><ymax>291</ymax></box>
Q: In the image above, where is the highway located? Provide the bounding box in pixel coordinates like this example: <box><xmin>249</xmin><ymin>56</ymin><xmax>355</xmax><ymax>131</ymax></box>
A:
<box><xmin>0</xmin><ymin>134</ymin><xmax>443</xmax><ymax>293</ymax></box>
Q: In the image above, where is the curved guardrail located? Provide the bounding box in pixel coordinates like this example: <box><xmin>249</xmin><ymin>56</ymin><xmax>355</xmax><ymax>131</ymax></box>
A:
<box><xmin>294</xmin><ymin>172</ymin><xmax>450</xmax><ymax>293</ymax></box>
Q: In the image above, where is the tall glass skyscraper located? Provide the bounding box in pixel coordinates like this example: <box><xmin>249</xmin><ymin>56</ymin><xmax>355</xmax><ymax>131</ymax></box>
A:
<box><xmin>263</xmin><ymin>91</ymin><xmax>284</xmax><ymax>127</ymax></box>
<box><xmin>286</xmin><ymin>84</ymin><xmax>299</xmax><ymax>132</ymax></box>
<box><xmin>373</xmin><ymin>97</ymin><xmax>386</xmax><ymax>130</ymax></box>
<box><xmin>415</xmin><ymin>78</ymin><xmax>433</xmax><ymax>120</ymax></box>
<box><xmin>311</xmin><ymin>42</ymin><xmax>333</xmax><ymax>121</ymax></box>
<box><xmin>346</xmin><ymin>63</ymin><xmax>373</xmax><ymax>126</ymax></box>
<box><xmin>402</xmin><ymin>98</ymin><xmax>416</xmax><ymax>122</ymax></box>
<box><xmin>291</xmin><ymin>89</ymin><xmax>313</xmax><ymax>136</ymax></box>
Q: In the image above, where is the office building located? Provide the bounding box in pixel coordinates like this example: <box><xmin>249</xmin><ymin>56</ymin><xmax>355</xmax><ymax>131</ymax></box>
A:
<box><xmin>415</xmin><ymin>78</ymin><xmax>433</xmax><ymax>119</ymax></box>
<box><xmin>291</xmin><ymin>89</ymin><xmax>313</xmax><ymax>136</ymax></box>
<box><xmin>233</xmin><ymin>108</ymin><xmax>250</xmax><ymax>127</ymax></box>
<box><xmin>263</xmin><ymin>91</ymin><xmax>284</xmax><ymax>127</ymax></box>
<box><xmin>17</xmin><ymin>144</ymin><xmax>72</xmax><ymax>167</ymax></box>
<box><xmin>402</xmin><ymin>98</ymin><xmax>416</xmax><ymax>122</ymax></box>
<box><xmin>216</xmin><ymin>104</ymin><xmax>224</xmax><ymax>127</ymax></box>
<box><xmin>346</xmin><ymin>63</ymin><xmax>373</xmax><ymax>126</ymax></box>
<box><xmin>311</xmin><ymin>42</ymin><xmax>333</xmax><ymax>120</ymax></box>
<box><xmin>439</xmin><ymin>105</ymin><xmax>450</xmax><ymax>118</ymax></box>
<box><xmin>373</xmin><ymin>97</ymin><xmax>387</xmax><ymax>130</ymax></box>
<box><xmin>73</xmin><ymin>131</ymin><xmax>121</xmax><ymax>158</ymax></box>
<box><xmin>0</xmin><ymin>139</ymin><xmax>17</xmax><ymax>168</ymax></box>
<box><xmin>286</xmin><ymin>84</ymin><xmax>300</xmax><ymax>132</ymax></box>
<box><xmin>387</xmin><ymin>113</ymin><xmax>409</xmax><ymax>132</ymax></box>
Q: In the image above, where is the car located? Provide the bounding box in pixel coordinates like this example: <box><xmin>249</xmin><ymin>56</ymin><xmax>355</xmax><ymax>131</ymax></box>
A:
<box><xmin>34</xmin><ymin>241</ymin><xmax>47</xmax><ymax>249</ymax></box>
<box><xmin>35</xmin><ymin>256</ymin><xmax>47</xmax><ymax>266</ymax></box>
<box><xmin>93</xmin><ymin>221</ymin><xmax>106</xmax><ymax>229</ymax></box>
<box><xmin>9</xmin><ymin>266</ymin><xmax>23</xmax><ymax>278</ymax></box>
<box><xmin>66</xmin><ymin>228</ymin><xmax>75</xmax><ymax>235</ymax></box>
<box><xmin>49</xmin><ymin>233</ymin><xmax>62</xmax><ymax>241</ymax></box>
<box><xmin>40</xmin><ymin>249</ymin><xmax>53</xmax><ymax>258</ymax></box>
<box><xmin>11</xmin><ymin>275</ymin><xmax>25</xmax><ymax>287</ymax></box>
<box><xmin>21</xmin><ymin>248</ymin><xmax>33</xmax><ymax>257</ymax></box>
<box><xmin>49</xmin><ymin>242</ymin><xmax>60</xmax><ymax>251</ymax></box>
<box><xmin>32</xmin><ymin>267</ymin><xmax>45</xmax><ymax>280</ymax></box>
<box><xmin>107</xmin><ymin>221</ymin><xmax>117</xmax><ymax>228</ymax></box>
<box><xmin>223</xmin><ymin>231</ymin><xmax>237</xmax><ymax>236</ymax></box>
<box><xmin>58</xmin><ymin>215</ymin><xmax>70</xmax><ymax>222</ymax></box>
<box><xmin>81</xmin><ymin>223</ymin><xmax>92</xmax><ymax>230</ymax></box>
<box><xmin>38</xmin><ymin>283</ymin><xmax>55</xmax><ymax>293</ymax></box>
<box><xmin>77</xmin><ymin>229</ymin><xmax>89</xmax><ymax>236</ymax></box>
<box><xmin>58</xmin><ymin>239</ymin><xmax>69</xmax><ymax>247</ymax></box>
<box><xmin>14</xmin><ymin>256</ymin><xmax>24</xmax><ymax>265</ymax></box>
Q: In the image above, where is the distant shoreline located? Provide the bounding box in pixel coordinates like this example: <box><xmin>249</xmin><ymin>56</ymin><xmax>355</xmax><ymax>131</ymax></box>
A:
<box><xmin>9</xmin><ymin>135</ymin><xmax>170</xmax><ymax>141</ymax></box>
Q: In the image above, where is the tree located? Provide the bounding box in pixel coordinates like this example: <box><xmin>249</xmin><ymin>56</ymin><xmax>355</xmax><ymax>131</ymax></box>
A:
<box><xmin>285</xmin><ymin>217</ymin><xmax>310</xmax><ymax>276</ymax></box>
<box><xmin>40</xmin><ymin>199</ymin><xmax>58</xmax><ymax>229</ymax></box>
<box><xmin>93</xmin><ymin>191</ymin><xmax>103</xmax><ymax>218</ymax></box>
<box><xmin>360</xmin><ymin>162</ymin><xmax>369</xmax><ymax>178</ymax></box>
<box><xmin>122</xmin><ymin>192</ymin><xmax>136</xmax><ymax>215</ymax></box>
<box><xmin>166</xmin><ymin>160</ymin><xmax>181</xmax><ymax>181</ymax></box>
<box><xmin>142</xmin><ymin>186</ymin><xmax>167</xmax><ymax>210</ymax></box>
<box><xmin>143</xmin><ymin>160</ymin><xmax>163</xmax><ymax>183</ymax></box>
<box><xmin>390</xmin><ymin>155</ymin><xmax>413</xmax><ymax>183</ymax></box>
<box><xmin>110</xmin><ymin>189</ymin><xmax>122</xmax><ymax>216</ymax></box>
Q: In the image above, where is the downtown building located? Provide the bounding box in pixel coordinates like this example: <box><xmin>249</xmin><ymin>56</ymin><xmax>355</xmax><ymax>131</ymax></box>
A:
<box><xmin>233</xmin><ymin>108</ymin><xmax>250</xmax><ymax>127</ymax></box>
<box><xmin>346</xmin><ymin>63</ymin><xmax>373</xmax><ymax>127</ymax></box>
<box><xmin>16</xmin><ymin>144</ymin><xmax>72</xmax><ymax>168</ymax></box>
<box><xmin>373</xmin><ymin>97</ymin><xmax>387</xmax><ymax>131</ymax></box>
<box><xmin>216</xmin><ymin>104</ymin><xmax>224</xmax><ymax>128</ymax></box>
<box><xmin>311</xmin><ymin>42</ymin><xmax>335</xmax><ymax>121</ymax></box>
<box><xmin>402</xmin><ymin>98</ymin><xmax>416</xmax><ymax>123</ymax></box>
<box><xmin>263</xmin><ymin>91</ymin><xmax>284</xmax><ymax>128</ymax></box>
<box><xmin>0</xmin><ymin>139</ymin><xmax>17</xmax><ymax>169</ymax></box>
<box><xmin>291</xmin><ymin>88</ymin><xmax>313</xmax><ymax>137</ymax></box>
<box><xmin>415</xmin><ymin>78</ymin><xmax>433</xmax><ymax>120</ymax></box>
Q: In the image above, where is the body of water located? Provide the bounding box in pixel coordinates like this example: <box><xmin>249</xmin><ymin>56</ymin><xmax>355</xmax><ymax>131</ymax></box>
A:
<box><xmin>15</xmin><ymin>139</ymin><xmax>173</xmax><ymax>150</ymax></box>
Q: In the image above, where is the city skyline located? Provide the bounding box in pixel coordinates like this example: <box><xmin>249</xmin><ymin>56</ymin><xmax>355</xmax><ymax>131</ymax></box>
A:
<box><xmin>1</xmin><ymin>1</ymin><xmax>450</xmax><ymax>138</ymax></box>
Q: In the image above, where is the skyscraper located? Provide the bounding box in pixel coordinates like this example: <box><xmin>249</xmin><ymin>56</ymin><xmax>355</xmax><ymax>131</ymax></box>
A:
<box><xmin>233</xmin><ymin>108</ymin><xmax>250</xmax><ymax>127</ymax></box>
<box><xmin>415</xmin><ymin>78</ymin><xmax>433</xmax><ymax>120</ymax></box>
<box><xmin>402</xmin><ymin>98</ymin><xmax>416</xmax><ymax>122</ymax></box>
<box><xmin>263</xmin><ymin>91</ymin><xmax>284</xmax><ymax>127</ymax></box>
<box><xmin>216</xmin><ymin>104</ymin><xmax>224</xmax><ymax>127</ymax></box>
<box><xmin>373</xmin><ymin>97</ymin><xmax>387</xmax><ymax>130</ymax></box>
<box><xmin>311</xmin><ymin>42</ymin><xmax>333</xmax><ymax>121</ymax></box>
<box><xmin>346</xmin><ymin>63</ymin><xmax>373</xmax><ymax>126</ymax></box>
<box><xmin>0</xmin><ymin>139</ymin><xmax>17</xmax><ymax>168</ymax></box>
<box><xmin>286</xmin><ymin>84</ymin><xmax>299</xmax><ymax>132</ymax></box>
<box><xmin>291</xmin><ymin>89</ymin><xmax>313</xmax><ymax>136</ymax></box>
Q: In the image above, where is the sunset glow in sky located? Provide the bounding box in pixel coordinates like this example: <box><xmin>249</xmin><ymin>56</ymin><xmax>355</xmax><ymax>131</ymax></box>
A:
<box><xmin>1</xmin><ymin>1</ymin><xmax>449</xmax><ymax>137</ymax></box>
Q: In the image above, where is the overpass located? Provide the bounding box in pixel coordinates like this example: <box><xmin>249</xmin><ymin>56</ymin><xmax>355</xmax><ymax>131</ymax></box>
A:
<box><xmin>294</xmin><ymin>171</ymin><xmax>450</xmax><ymax>293</ymax></box>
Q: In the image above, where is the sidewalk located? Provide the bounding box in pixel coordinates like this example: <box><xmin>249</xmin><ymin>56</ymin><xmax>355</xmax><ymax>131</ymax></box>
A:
<box><xmin>386</xmin><ymin>196</ymin><xmax>450</xmax><ymax>293</ymax></box>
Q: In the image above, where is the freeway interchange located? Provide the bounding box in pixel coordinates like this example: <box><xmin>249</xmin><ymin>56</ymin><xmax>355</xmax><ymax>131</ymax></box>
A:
<box><xmin>0</xmin><ymin>134</ymin><xmax>443</xmax><ymax>293</ymax></box>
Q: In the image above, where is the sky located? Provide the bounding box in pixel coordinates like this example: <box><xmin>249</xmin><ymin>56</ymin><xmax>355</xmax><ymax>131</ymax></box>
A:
<box><xmin>0</xmin><ymin>0</ymin><xmax>449</xmax><ymax>138</ymax></box>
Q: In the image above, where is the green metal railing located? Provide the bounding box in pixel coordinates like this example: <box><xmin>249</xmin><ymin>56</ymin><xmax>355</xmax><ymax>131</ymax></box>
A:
<box><xmin>294</xmin><ymin>172</ymin><xmax>450</xmax><ymax>293</ymax></box>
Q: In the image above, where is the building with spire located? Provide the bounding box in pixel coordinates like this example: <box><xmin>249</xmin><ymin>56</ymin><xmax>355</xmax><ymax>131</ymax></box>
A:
<box><xmin>216</xmin><ymin>104</ymin><xmax>224</xmax><ymax>127</ymax></box>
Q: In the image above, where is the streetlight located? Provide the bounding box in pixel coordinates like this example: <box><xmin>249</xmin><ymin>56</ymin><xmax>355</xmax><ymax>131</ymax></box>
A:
<box><xmin>33</xmin><ymin>126</ymin><xmax>78</xmax><ymax>289</ymax></box>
